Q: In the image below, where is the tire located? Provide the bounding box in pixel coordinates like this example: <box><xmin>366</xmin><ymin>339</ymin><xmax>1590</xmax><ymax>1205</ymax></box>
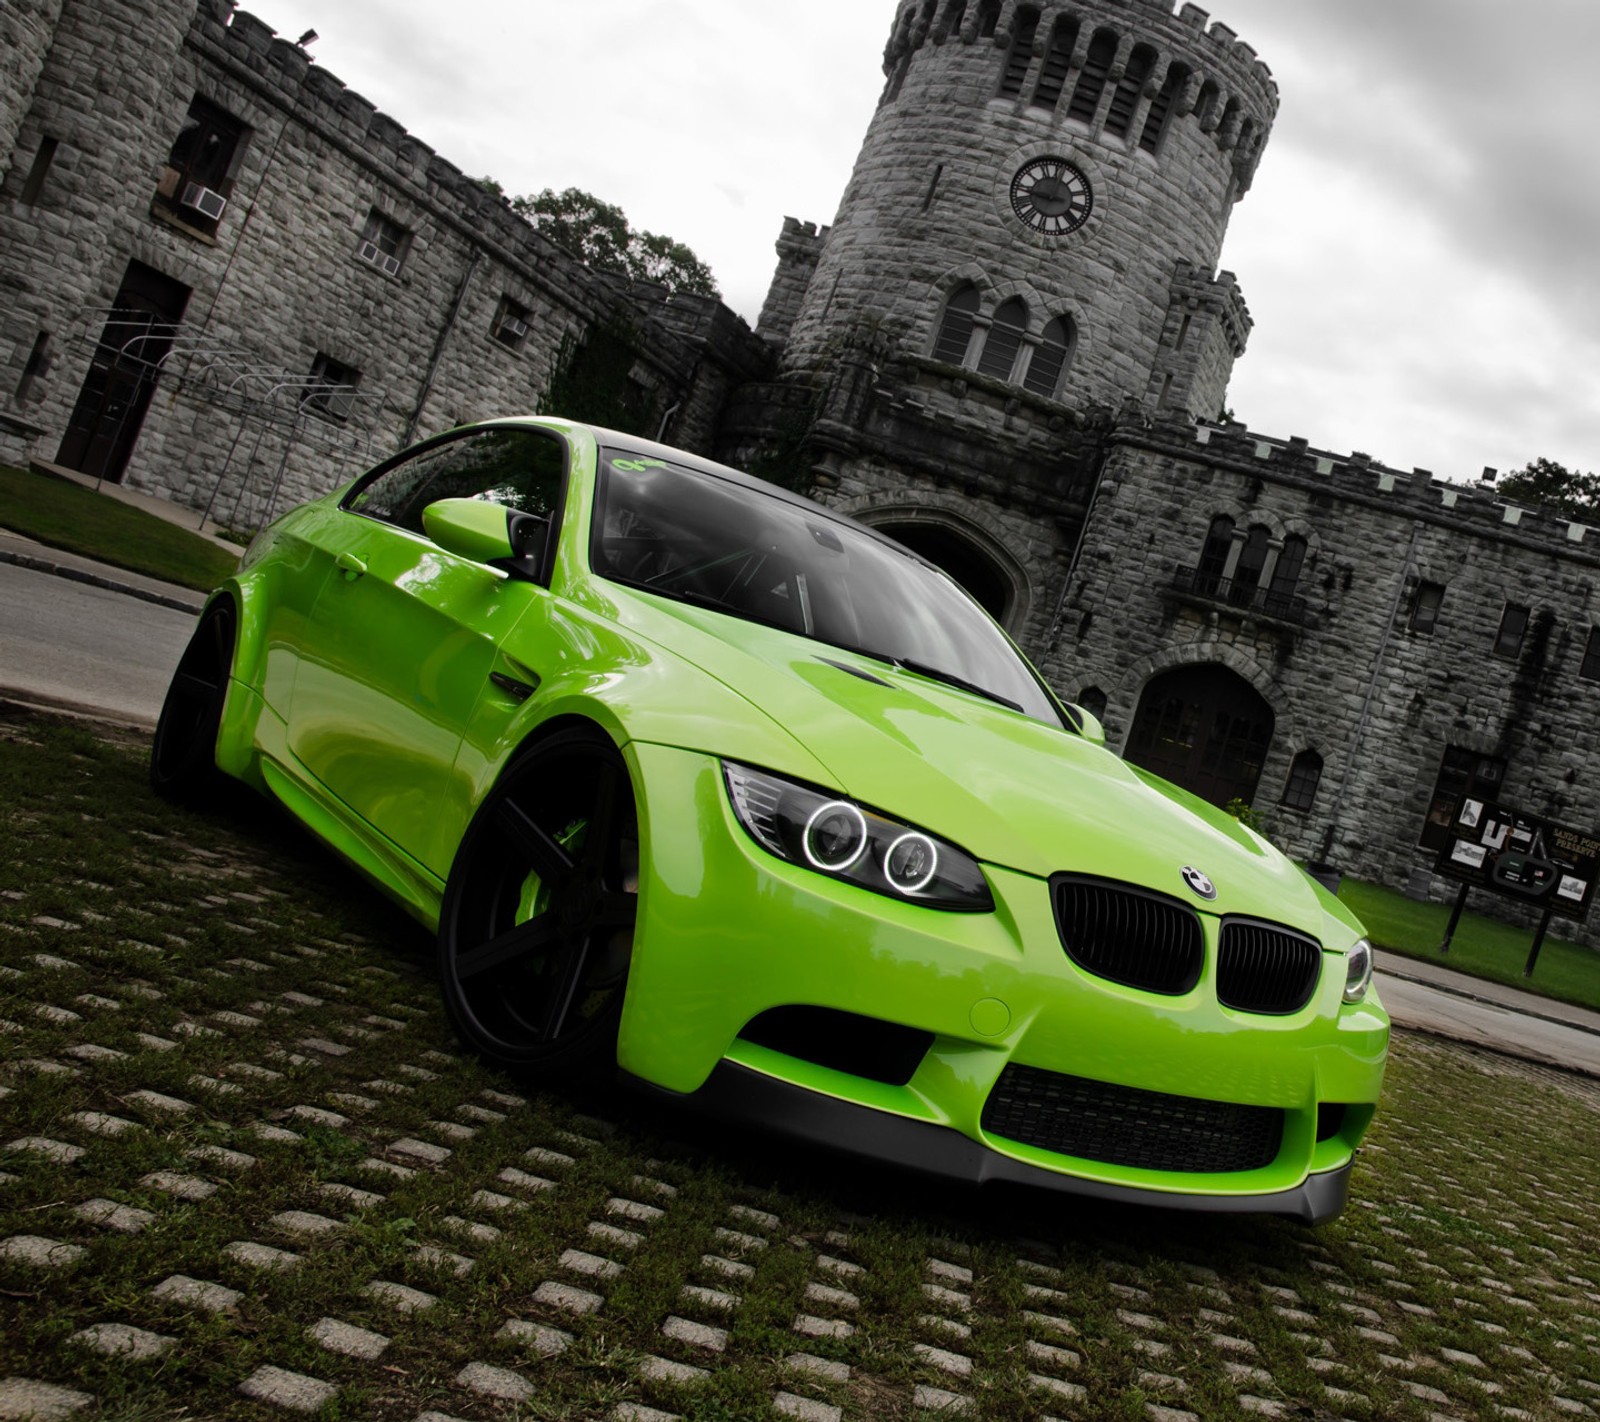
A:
<box><xmin>438</xmin><ymin>727</ymin><xmax>640</xmax><ymax>1076</ymax></box>
<box><xmin>149</xmin><ymin>601</ymin><xmax>235</xmax><ymax>803</ymax></box>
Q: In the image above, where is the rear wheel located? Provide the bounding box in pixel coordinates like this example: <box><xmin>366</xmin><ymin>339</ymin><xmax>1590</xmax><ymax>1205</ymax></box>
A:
<box><xmin>149</xmin><ymin>601</ymin><xmax>235</xmax><ymax>802</ymax></box>
<box><xmin>438</xmin><ymin>728</ymin><xmax>639</xmax><ymax>1076</ymax></box>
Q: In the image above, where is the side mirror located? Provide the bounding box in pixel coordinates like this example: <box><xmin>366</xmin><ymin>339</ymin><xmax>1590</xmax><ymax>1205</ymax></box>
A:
<box><xmin>1066</xmin><ymin>704</ymin><xmax>1107</xmax><ymax>747</ymax></box>
<box><xmin>423</xmin><ymin>497</ymin><xmax>547</xmax><ymax>577</ymax></box>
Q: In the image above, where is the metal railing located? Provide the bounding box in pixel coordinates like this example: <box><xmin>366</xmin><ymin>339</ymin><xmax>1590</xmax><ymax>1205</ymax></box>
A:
<box><xmin>1167</xmin><ymin>566</ymin><xmax>1312</xmax><ymax>625</ymax></box>
<box><xmin>69</xmin><ymin>311</ymin><xmax>386</xmax><ymax>532</ymax></box>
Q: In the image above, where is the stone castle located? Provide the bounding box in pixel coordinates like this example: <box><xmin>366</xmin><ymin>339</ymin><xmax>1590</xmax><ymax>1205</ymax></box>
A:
<box><xmin>4</xmin><ymin>0</ymin><xmax>1598</xmax><ymax>936</ymax></box>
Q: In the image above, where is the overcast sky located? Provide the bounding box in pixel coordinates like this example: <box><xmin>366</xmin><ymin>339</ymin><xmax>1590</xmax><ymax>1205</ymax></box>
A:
<box><xmin>245</xmin><ymin>0</ymin><xmax>1600</xmax><ymax>484</ymax></box>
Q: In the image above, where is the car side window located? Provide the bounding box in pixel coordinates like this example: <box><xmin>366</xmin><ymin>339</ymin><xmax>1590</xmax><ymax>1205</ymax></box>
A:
<box><xmin>345</xmin><ymin>427</ymin><xmax>565</xmax><ymax>535</ymax></box>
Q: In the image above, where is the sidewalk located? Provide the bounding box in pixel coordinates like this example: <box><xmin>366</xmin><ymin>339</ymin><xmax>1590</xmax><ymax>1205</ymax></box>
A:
<box><xmin>0</xmin><ymin>527</ymin><xmax>205</xmax><ymax>615</ymax></box>
<box><xmin>1376</xmin><ymin>948</ymin><xmax>1600</xmax><ymax>1038</ymax></box>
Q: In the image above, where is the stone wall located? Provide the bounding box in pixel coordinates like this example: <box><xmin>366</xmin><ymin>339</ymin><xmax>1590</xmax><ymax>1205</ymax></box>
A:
<box><xmin>0</xmin><ymin>0</ymin><xmax>766</xmax><ymax>522</ymax></box>
<box><xmin>0</xmin><ymin>0</ymin><xmax>195</xmax><ymax>463</ymax></box>
<box><xmin>1055</xmin><ymin>417</ymin><xmax>1600</xmax><ymax>938</ymax></box>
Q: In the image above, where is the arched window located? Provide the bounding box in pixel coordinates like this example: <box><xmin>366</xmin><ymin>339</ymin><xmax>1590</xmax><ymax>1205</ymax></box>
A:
<box><xmin>1076</xmin><ymin>685</ymin><xmax>1107</xmax><ymax>720</ymax></box>
<box><xmin>1219</xmin><ymin>96</ymin><xmax>1241</xmax><ymax>139</ymax></box>
<box><xmin>1066</xmin><ymin>30</ymin><xmax>1116</xmax><ymax>124</ymax></box>
<box><xmin>1281</xmin><ymin>750</ymin><xmax>1323</xmax><ymax>812</ymax></box>
<box><xmin>976</xmin><ymin>297</ymin><xmax>1028</xmax><ymax>380</ymax></box>
<box><xmin>1139</xmin><ymin>63</ymin><xmax>1188</xmax><ymax>153</ymax></box>
<box><xmin>1266</xmin><ymin>534</ymin><xmax>1307</xmax><ymax>613</ymax></box>
<box><xmin>1229</xmin><ymin>524</ymin><xmax>1271</xmax><ymax>605</ymax></box>
<box><xmin>1195</xmin><ymin>515</ymin><xmax>1234</xmax><ymax>593</ymax></box>
<box><xmin>1105</xmin><ymin>44</ymin><xmax>1156</xmax><ymax>138</ymax></box>
<box><xmin>939</xmin><ymin>0</ymin><xmax>967</xmax><ymax>37</ymax></box>
<box><xmin>931</xmin><ymin>284</ymin><xmax>980</xmax><ymax>365</ymax></box>
<box><xmin>976</xmin><ymin>0</ymin><xmax>1000</xmax><ymax>39</ymax></box>
<box><xmin>1031</xmin><ymin>16</ymin><xmax>1079</xmax><ymax>110</ymax></box>
<box><xmin>1023</xmin><ymin>314</ymin><xmax>1072</xmax><ymax>397</ymax></box>
<box><xmin>998</xmin><ymin>6</ymin><xmax>1040</xmax><ymax>95</ymax></box>
<box><xmin>1194</xmin><ymin>80</ymin><xmax>1220</xmax><ymax>129</ymax></box>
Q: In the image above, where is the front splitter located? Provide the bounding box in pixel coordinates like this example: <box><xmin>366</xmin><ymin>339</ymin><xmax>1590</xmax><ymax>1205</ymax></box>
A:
<box><xmin>622</xmin><ymin>1059</ymin><xmax>1352</xmax><ymax>1224</ymax></box>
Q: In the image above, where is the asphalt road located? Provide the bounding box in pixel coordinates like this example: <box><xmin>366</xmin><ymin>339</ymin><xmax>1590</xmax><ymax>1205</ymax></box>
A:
<box><xmin>0</xmin><ymin>560</ymin><xmax>195</xmax><ymax>727</ymax></box>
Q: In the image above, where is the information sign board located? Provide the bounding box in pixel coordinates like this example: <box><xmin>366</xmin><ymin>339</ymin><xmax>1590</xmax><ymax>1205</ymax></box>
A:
<box><xmin>1433</xmin><ymin>799</ymin><xmax>1600</xmax><ymax>922</ymax></box>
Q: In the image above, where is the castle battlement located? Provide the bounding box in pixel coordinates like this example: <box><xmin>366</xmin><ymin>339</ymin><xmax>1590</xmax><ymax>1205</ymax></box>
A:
<box><xmin>1142</xmin><ymin>418</ymin><xmax>1600</xmax><ymax>561</ymax></box>
<box><xmin>886</xmin><ymin>0</ymin><xmax>1275</xmax><ymax>111</ymax></box>
<box><xmin>194</xmin><ymin>2</ymin><xmax>553</xmax><ymax>269</ymax></box>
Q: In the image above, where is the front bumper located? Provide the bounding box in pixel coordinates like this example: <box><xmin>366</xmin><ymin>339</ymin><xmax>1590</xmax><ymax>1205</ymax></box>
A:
<box><xmin>618</xmin><ymin>742</ymin><xmax>1387</xmax><ymax>1214</ymax></box>
<box><xmin>624</xmin><ymin>1060</ymin><xmax>1355</xmax><ymax>1224</ymax></box>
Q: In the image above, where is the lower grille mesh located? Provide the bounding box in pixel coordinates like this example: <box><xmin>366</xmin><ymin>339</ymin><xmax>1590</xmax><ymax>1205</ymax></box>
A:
<box><xmin>981</xmin><ymin>1064</ymin><xmax>1284</xmax><ymax>1173</ymax></box>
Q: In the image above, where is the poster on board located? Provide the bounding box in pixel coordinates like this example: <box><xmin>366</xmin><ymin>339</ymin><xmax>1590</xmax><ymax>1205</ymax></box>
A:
<box><xmin>1433</xmin><ymin>799</ymin><xmax>1600</xmax><ymax>921</ymax></box>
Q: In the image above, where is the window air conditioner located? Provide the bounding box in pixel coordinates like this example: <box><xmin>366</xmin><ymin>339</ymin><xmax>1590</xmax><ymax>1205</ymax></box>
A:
<box><xmin>357</xmin><ymin>240</ymin><xmax>402</xmax><ymax>277</ymax></box>
<box><xmin>179</xmin><ymin>182</ymin><xmax>227</xmax><ymax>221</ymax></box>
<box><xmin>499</xmin><ymin>315</ymin><xmax>529</xmax><ymax>341</ymax></box>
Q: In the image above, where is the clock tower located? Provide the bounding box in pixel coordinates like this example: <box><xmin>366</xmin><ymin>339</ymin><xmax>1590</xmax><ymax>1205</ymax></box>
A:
<box><xmin>770</xmin><ymin>0</ymin><xmax>1277</xmax><ymax>417</ymax></box>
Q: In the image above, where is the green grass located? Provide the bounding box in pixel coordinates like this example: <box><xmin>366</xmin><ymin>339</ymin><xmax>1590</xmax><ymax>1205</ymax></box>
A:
<box><xmin>0</xmin><ymin>463</ymin><xmax>238</xmax><ymax>592</ymax></box>
<box><xmin>2</xmin><ymin>708</ymin><xmax>1599</xmax><ymax>1421</ymax></box>
<box><xmin>1340</xmin><ymin>876</ymin><xmax>1600</xmax><ymax>1012</ymax></box>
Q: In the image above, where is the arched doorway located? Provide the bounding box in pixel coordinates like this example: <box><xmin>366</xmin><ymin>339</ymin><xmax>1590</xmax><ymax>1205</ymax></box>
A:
<box><xmin>1125</xmin><ymin>664</ymin><xmax>1275</xmax><ymax>808</ymax></box>
<box><xmin>876</xmin><ymin>521</ymin><xmax>1011</xmax><ymax>622</ymax></box>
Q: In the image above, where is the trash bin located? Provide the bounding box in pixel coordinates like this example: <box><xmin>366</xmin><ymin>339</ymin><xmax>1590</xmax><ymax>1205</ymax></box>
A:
<box><xmin>1305</xmin><ymin>861</ymin><xmax>1341</xmax><ymax>895</ymax></box>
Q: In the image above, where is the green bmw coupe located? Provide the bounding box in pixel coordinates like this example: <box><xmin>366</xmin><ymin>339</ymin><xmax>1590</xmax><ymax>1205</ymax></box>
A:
<box><xmin>152</xmin><ymin>417</ymin><xmax>1387</xmax><ymax>1222</ymax></box>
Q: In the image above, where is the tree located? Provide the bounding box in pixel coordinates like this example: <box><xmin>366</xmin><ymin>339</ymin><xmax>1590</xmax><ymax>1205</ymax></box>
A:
<box><xmin>513</xmin><ymin>187</ymin><xmax>719</xmax><ymax>298</ymax></box>
<box><xmin>1497</xmin><ymin>457</ymin><xmax>1600</xmax><ymax>521</ymax></box>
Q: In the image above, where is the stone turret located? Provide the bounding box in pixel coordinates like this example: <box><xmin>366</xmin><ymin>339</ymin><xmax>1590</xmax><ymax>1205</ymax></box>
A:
<box><xmin>0</xmin><ymin>0</ymin><xmax>66</xmax><ymax>191</ymax></box>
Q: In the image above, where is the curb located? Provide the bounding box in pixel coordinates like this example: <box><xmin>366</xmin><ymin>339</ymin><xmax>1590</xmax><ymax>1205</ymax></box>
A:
<box><xmin>1391</xmin><ymin>1022</ymin><xmax>1600</xmax><ymax>1084</ymax></box>
<box><xmin>0</xmin><ymin>689</ymin><xmax>156</xmax><ymax>732</ymax></box>
<box><xmin>0</xmin><ymin>547</ymin><xmax>205</xmax><ymax>615</ymax></box>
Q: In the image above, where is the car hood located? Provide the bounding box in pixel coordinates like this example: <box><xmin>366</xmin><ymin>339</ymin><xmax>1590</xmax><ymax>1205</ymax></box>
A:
<box><xmin>607</xmin><ymin>592</ymin><xmax>1330</xmax><ymax>935</ymax></box>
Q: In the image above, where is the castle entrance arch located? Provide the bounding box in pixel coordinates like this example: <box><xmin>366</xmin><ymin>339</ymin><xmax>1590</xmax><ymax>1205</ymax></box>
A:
<box><xmin>873</xmin><ymin>520</ymin><xmax>1013</xmax><ymax>624</ymax></box>
<box><xmin>1125</xmin><ymin>664</ymin><xmax>1275</xmax><ymax>809</ymax></box>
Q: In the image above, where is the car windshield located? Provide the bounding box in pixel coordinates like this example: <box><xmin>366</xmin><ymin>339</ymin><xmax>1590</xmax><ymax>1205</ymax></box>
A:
<box><xmin>590</xmin><ymin>452</ymin><xmax>1064</xmax><ymax>727</ymax></box>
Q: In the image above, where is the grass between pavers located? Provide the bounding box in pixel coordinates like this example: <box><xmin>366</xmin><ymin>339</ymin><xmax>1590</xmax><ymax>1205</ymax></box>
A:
<box><xmin>1340</xmin><ymin>878</ymin><xmax>1600</xmax><ymax>1013</ymax></box>
<box><xmin>0</xmin><ymin>462</ymin><xmax>239</xmax><ymax>592</ymax></box>
<box><xmin>0</xmin><ymin>707</ymin><xmax>1596</xmax><ymax>1422</ymax></box>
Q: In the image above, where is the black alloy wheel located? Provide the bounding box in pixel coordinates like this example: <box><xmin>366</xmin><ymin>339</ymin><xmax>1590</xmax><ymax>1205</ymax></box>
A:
<box><xmin>438</xmin><ymin>727</ymin><xmax>640</xmax><ymax>1074</ymax></box>
<box><xmin>149</xmin><ymin>601</ymin><xmax>235</xmax><ymax>802</ymax></box>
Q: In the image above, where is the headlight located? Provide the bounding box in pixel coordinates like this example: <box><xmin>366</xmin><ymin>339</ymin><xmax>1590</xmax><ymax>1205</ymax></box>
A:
<box><xmin>1343</xmin><ymin>938</ymin><xmax>1374</xmax><ymax>1003</ymax></box>
<box><xmin>723</xmin><ymin>762</ymin><xmax>993</xmax><ymax>911</ymax></box>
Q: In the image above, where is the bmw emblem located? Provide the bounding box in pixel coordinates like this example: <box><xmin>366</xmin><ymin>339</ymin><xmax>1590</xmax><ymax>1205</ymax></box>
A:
<box><xmin>1181</xmin><ymin>866</ymin><xmax>1217</xmax><ymax>900</ymax></box>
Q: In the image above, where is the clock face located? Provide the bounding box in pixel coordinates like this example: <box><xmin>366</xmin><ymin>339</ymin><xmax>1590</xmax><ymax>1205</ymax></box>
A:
<box><xmin>1010</xmin><ymin>158</ymin><xmax>1093</xmax><ymax>236</ymax></box>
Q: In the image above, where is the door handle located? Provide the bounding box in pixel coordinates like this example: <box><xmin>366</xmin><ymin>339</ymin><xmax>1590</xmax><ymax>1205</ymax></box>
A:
<box><xmin>336</xmin><ymin>552</ymin><xmax>367</xmax><ymax>581</ymax></box>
